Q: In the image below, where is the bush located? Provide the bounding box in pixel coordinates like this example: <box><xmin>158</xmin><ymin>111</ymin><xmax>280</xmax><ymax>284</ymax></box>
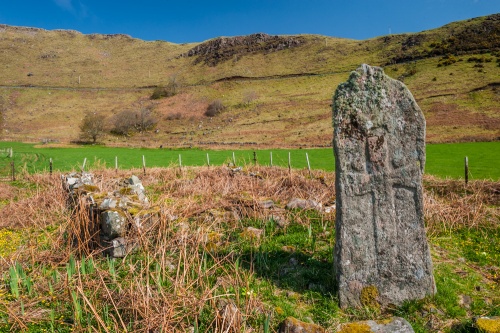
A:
<box><xmin>150</xmin><ymin>76</ymin><xmax>179</xmax><ymax>100</ymax></box>
<box><xmin>111</xmin><ymin>107</ymin><xmax>157</xmax><ymax>135</ymax></box>
<box><xmin>204</xmin><ymin>100</ymin><xmax>224</xmax><ymax>117</ymax></box>
<box><xmin>166</xmin><ymin>112</ymin><xmax>183</xmax><ymax>121</ymax></box>
<box><xmin>437</xmin><ymin>54</ymin><xmax>457</xmax><ymax>67</ymax></box>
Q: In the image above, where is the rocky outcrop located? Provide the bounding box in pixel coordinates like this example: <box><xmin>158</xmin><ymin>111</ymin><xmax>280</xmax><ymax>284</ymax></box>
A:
<box><xmin>181</xmin><ymin>33</ymin><xmax>305</xmax><ymax>66</ymax></box>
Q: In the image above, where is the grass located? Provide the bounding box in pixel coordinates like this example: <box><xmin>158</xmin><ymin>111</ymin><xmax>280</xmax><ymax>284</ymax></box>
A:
<box><xmin>0</xmin><ymin>166</ymin><xmax>497</xmax><ymax>332</ymax></box>
<box><xmin>0</xmin><ymin>141</ymin><xmax>499</xmax><ymax>180</ymax></box>
<box><xmin>0</xmin><ymin>16</ymin><xmax>499</xmax><ymax>147</ymax></box>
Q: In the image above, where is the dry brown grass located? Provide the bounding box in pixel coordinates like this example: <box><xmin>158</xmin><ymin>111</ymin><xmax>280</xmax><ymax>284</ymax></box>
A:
<box><xmin>0</xmin><ymin>168</ymin><xmax>498</xmax><ymax>331</ymax></box>
<box><xmin>424</xmin><ymin>175</ymin><xmax>500</xmax><ymax>234</ymax></box>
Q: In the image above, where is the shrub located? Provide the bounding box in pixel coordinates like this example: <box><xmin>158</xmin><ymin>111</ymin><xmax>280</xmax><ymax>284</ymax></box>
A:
<box><xmin>205</xmin><ymin>100</ymin><xmax>224</xmax><ymax>117</ymax></box>
<box><xmin>166</xmin><ymin>112</ymin><xmax>183</xmax><ymax>121</ymax></box>
<box><xmin>437</xmin><ymin>54</ymin><xmax>457</xmax><ymax>67</ymax></box>
<box><xmin>150</xmin><ymin>76</ymin><xmax>180</xmax><ymax>100</ymax></box>
<box><xmin>111</xmin><ymin>107</ymin><xmax>157</xmax><ymax>135</ymax></box>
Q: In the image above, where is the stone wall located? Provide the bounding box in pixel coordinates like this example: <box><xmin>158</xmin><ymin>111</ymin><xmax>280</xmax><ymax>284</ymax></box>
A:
<box><xmin>62</xmin><ymin>172</ymin><xmax>159</xmax><ymax>257</ymax></box>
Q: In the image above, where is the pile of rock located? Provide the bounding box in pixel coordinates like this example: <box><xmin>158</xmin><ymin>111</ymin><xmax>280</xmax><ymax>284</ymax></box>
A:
<box><xmin>62</xmin><ymin>173</ymin><xmax>159</xmax><ymax>257</ymax></box>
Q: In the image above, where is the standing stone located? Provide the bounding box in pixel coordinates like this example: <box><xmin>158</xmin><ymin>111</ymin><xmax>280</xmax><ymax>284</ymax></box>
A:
<box><xmin>332</xmin><ymin>64</ymin><xmax>436</xmax><ymax>308</ymax></box>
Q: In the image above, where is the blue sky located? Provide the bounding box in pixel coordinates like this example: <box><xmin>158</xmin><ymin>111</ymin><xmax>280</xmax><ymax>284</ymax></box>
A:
<box><xmin>0</xmin><ymin>1</ymin><xmax>498</xmax><ymax>43</ymax></box>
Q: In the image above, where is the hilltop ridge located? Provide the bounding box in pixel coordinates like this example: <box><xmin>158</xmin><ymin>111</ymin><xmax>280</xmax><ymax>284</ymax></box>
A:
<box><xmin>0</xmin><ymin>14</ymin><xmax>498</xmax><ymax>147</ymax></box>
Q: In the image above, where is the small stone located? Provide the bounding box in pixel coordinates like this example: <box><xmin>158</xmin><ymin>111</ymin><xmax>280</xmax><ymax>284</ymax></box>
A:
<box><xmin>259</xmin><ymin>199</ymin><xmax>275</xmax><ymax>209</ymax></box>
<box><xmin>278</xmin><ymin>317</ymin><xmax>325</xmax><ymax>333</ymax></box>
<box><xmin>458</xmin><ymin>294</ymin><xmax>472</xmax><ymax>308</ymax></box>
<box><xmin>241</xmin><ymin>227</ymin><xmax>263</xmax><ymax>240</ymax></box>
<box><xmin>286</xmin><ymin>198</ymin><xmax>322</xmax><ymax>211</ymax></box>
<box><xmin>338</xmin><ymin>317</ymin><xmax>414</xmax><ymax>333</ymax></box>
<box><xmin>105</xmin><ymin>237</ymin><xmax>136</xmax><ymax>258</ymax></box>
<box><xmin>323</xmin><ymin>205</ymin><xmax>336</xmax><ymax>214</ymax></box>
<box><xmin>127</xmin><ymin>175</ymin><xmax>142</xmax><ymax>185</ymax></box>
<box><xmin>476</xmin><ymin>317</ymin><xmax>500</xmax><ymax>333</ymax></box>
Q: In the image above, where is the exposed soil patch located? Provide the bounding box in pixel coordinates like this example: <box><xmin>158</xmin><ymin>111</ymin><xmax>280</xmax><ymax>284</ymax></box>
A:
<box><xmin>426</xmin><ymin>102</ymin><xmax>500</xmax><ymax>130</ymax></box>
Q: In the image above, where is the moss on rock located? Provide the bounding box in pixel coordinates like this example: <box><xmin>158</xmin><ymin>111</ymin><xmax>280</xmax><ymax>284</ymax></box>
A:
<box><xmin>360</xmin><ymin>285</ymin><xmax>380</xmax><ymax>309</ymax></box>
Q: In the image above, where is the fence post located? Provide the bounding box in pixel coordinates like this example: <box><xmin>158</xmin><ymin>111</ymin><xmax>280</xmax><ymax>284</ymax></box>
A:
<box><xmin>232</xmin><ymin>152</ymin><xmax>236</xmax><ymax>166</ymax></box>
<box><xmin>10</xmin><ymin>161</ymin><xmax>15</xmax><ymax>181</ymax></box>
<box><xmin>206</xmin><ymin>153</ymin><xmax>210</xmax><ymax>167</ymax></box>
<box><xmin>142</xmin><ymin>155</ymin><xmax>146</xmax><ymax>176</ymax></box>
<box><xmin>179</xmin><ymin>154</ymin><xmax>182</xmax><ymax>168</ymax></box>
<box><xmin>306</xmin><ymin>152</ymin><xmax>312</xmax><ymax>178</ymax></box>
<box><xmin>288</xmin><ymin>152</ymin><xmax>291</xmax><ymax>174</ymax></box>
<box><xmin>115</xmin><ymin>156</ymin><xmax>118</xmax><ymax>173</ymax></box>
<box><xmin>465</xmin><ymin>156</ymin><xmax>469</xmax><ymax>185</ymax></box>
<box><xmin>253</xmin><ymin>151</ymin><xmax>257</xmax><ymax>165</ymax></box>
<box><xmin>49</xmin><ymin>158</ymin><xmax>53</xmax><ymax>176</ymax></box>
<box><xmin>9</xmin><ymin>147</ymin><xmax>13</xmax><ymax>158</ymax></box>
<box><xmin>270</xmin><ymin>151</ymin><xmax>273</xmax><ymax>167</ymax></box>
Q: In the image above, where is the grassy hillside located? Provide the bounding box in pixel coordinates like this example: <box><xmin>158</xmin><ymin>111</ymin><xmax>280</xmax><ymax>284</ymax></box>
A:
<box><xmin>0</xmin><ymin>14</ymin><xmax>499</xmax><ymax>147</ymax></box>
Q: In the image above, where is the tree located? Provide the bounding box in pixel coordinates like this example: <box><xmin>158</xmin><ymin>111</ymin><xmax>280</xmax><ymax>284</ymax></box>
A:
<box><xmin>136</xmin><ymin>106</ymin><xmax>157</xmax><ymax>132</ymax></box>
<box><xmin>79</xmin><ymin>112</ymin><xmax>106</xmax><ymax>143</ymax></box>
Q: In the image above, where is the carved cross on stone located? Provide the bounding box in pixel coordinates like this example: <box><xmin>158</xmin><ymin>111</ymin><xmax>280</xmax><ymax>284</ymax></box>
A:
<box><xmin>333</xmin><ymin>64</ymin><xmax>436</xmax><ymax>308</ymax></box>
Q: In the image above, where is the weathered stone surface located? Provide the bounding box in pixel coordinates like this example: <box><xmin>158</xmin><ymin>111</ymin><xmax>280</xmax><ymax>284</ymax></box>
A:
<box><xmin>240</xmin><ymin>227</ymin><xmax>263</xmax><ymax>240</ymax></box>
<box><xmin>286</xmin><ymin>198</ymin><xmax>322</xmax><ymax>211</ymax></box>
<box><xmin>259</xmin><ymin>199</ymin><xmax>275</xmax><ymax>209</ymax></box>
<box><xmin>103</xmin><ymin>237</ymin><xmax>137</xmax><ymax>258</ymax></box>
<box><xmin>101</xmin><ymin>210</ymin><xmax>127</xmax><ymax>239</ymax></box>
<box><xmin>332</xmin><ymin>64</ymin><xmax>436</xmax><ymax>308</ymax></box>
<box><xmin>338</xmin><ymin>317</ymin><xmax>414</xmax><ymax>333</ymax></box>
<box><xmin>99</xmin><ymin>197</ymin><xmax>117</xmax><ymax>210</ymax></box>
<box><xmin>278</xmin><ymin>317</ymin><xmax>325</xmax><ymax>333</ymax></box>
<box><xmin>476</xmin><ymin>317</ymin><xmax>500</xmax><ymax>333</ymax></box>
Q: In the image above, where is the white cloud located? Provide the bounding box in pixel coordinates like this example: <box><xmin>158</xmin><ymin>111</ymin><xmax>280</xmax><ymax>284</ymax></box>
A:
<box><xmin>53</xmin><ymin>0</ymin><xmax>75</xmax><ymax>13</ymax></box>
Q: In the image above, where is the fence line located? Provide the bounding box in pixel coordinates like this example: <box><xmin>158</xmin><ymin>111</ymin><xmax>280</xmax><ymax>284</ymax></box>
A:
<box><xmin>0</xmin><ymin>150</ymin><xmax>324</xmax><ymax>181</ymax></box>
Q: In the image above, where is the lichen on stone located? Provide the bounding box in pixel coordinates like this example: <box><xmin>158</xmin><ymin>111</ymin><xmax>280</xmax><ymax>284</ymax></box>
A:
<box><xmin>360</xmin><ymin>285</ymin><xmax>380</xmax><ymax>309</ymax></box>
<box><xmin>476</xmin><ymin>317</ymin><xmax>500</xmax><ymax>333</ymax></box>
<box><xmin>338</xmin><ymin>322</ymin><xmax>372</xmax><ymax>333</ymax></box>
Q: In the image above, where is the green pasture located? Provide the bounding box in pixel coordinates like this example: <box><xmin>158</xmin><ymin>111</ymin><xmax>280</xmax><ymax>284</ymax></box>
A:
<box><xmin>0</xmin><ymin>141</ymin><xmax>498</xmax><ymax>180</ymax></box>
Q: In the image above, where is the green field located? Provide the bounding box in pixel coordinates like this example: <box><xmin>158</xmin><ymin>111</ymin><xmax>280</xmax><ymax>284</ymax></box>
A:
<box><xmin>0</xmin><ymin>141</ymin><xmax>498</xmax><ymax>180</ymax></box>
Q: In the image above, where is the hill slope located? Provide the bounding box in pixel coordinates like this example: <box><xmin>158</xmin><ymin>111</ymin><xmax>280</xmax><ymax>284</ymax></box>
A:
<box><xmin>0</xmin><ymin>14</ymin><xmax>499</xmax><ymax>147</ymax></box>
